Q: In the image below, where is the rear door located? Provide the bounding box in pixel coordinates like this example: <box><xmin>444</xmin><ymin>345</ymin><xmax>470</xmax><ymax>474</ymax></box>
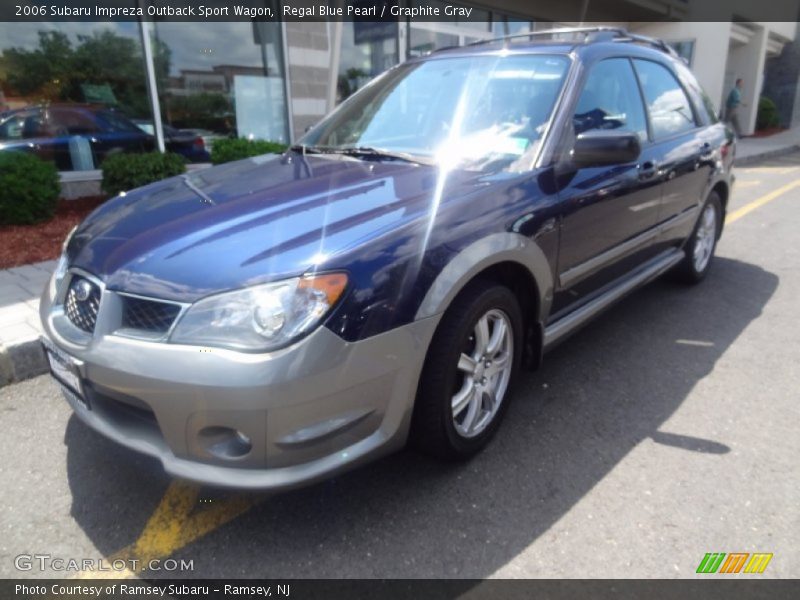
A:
<box><xmin>552</xmin><ymin>57</ymin><xmax>663</xmax><ymax>316</ymax></box>
<box><xmin>632</xmin><ymin>58</ymin><xmax>712</xmax><ymax>251</ymax></box>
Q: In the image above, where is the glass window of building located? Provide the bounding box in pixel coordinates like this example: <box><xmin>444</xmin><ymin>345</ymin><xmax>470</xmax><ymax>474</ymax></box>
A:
<box><xmin>406</xmin><ymin>5</ymin><xmax>536</xmax><ymax>58</ymax></box>
<box><xmin>151</xmin><ymin>18</ymin><xmax>289</xmax><ymax>148</ymax></box>
<box><xmin>0</xmin><ymin>20</ymin><xmax>153</xmax><ymax>171</ymax></box>
<box><xmin>407</xmin><ymin>2</ymin><xmax>493</xmax><ymax>58</ymax></box>
<box><xmin>336</xmin><ymin>21</ymin><xmax>399</xmax><ymax>102</ymax></box>
<box><xmin>491</xmin><ymin>19</ymin><xmax>532</xmax><ymax>38</ymax></box>
<box><xmin>666</xmin><ymin>40</ymin><xmax>695</xmax><ymax>66</ymax></box>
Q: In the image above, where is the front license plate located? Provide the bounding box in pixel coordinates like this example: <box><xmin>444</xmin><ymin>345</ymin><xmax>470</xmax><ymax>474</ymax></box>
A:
<box><xmin>44</xmin><ymin>344</ymin><xmax>87</xmax><ymax>408</ymax></box>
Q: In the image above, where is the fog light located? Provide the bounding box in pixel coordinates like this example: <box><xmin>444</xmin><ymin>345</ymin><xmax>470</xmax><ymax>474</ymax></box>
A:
<box><xmin>197</xmin><ymin>426</ymin><xmax>252</xmax><ymax>459</ymax></box>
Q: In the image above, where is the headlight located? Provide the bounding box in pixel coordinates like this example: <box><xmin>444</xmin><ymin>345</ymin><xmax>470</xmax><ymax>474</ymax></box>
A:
<box><xmin>169</xmin><ymin>273</ymin><xmax>348</xmax><ymax>351</ymax></box>
<box><xmin>49</xmin><ymin>226</ymin><xmax>77</xmax><ymax>297</ymax></box>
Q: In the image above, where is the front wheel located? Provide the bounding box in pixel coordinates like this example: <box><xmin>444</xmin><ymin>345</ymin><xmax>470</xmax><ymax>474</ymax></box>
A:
<box><xmin>674</xmin><ymin>192</ymin><xmax>722</xmax><ymax>283</ymax></box>
<box><xmin>410</xmin><ymin>281</ymin><xmax>523</xmax><ymax>460</ymax></box>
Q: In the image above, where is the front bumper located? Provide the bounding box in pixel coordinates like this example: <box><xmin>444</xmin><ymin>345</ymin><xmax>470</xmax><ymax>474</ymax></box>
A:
<box><xmin>40</xmin><ymin>275</ymin><xmax>438</xmax><ymax>490</ymax></box>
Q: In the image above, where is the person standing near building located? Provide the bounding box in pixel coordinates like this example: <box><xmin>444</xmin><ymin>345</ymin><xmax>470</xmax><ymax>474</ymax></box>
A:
<box><xmin>725</xmin><ymin>78</ymin><xmax>747</xmax><ymax>138</ymax></box>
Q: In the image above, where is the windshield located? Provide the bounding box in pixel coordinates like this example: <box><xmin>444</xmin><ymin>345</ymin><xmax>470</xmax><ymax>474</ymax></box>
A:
<box><xmin>302</xmin><ymin>53</ymin><xmax>570</xmax><ymax>172</ymax></box>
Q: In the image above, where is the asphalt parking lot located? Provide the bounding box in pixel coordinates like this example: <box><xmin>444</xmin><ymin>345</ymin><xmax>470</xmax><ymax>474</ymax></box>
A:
<box><xmin>1</xmin><ymin>152</ymin><xmax>798</xmax><ymax>580</ymax></box>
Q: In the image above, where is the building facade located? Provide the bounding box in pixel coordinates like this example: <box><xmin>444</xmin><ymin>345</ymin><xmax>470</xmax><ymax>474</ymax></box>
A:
<box><xmin>1</xmin><ymin>0</ymin><xmax>798</xmax><ymax>175</ymax></box>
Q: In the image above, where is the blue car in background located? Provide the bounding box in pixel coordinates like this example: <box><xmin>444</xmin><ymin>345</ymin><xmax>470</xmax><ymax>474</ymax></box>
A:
<box><xmin>132</xmin><ymin>120</ymin><xmax>212</xmax><ymax>163</ymax></box>
<box><xmin>0</xmin><ymin>104</ymin><xmax>154</xmax><ymax>170</ymax></box>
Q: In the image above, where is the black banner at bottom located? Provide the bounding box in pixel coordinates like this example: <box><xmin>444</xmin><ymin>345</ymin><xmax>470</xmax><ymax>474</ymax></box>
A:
<box><xmin>3</xmin><ymin>579</ymin><xmax>800</xmax><ymax>600</ymax></box>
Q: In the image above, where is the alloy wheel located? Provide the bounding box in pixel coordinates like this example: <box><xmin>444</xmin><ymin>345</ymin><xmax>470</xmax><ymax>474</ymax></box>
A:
<box><xmin>693</xmin><ymin>203</ymin><xmax>717</xmax><ymax>273</ymax></box>
<box><xmin>451</xmin><ymin>308</ymin><xmax>514</xmax><ymax>438</ymax></box>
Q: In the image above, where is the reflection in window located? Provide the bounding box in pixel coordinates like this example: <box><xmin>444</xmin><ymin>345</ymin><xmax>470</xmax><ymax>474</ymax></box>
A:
<box><xmin>152</xmin><ymin>18</ymin><xmax>289</xmax><ymax>147</ymax></box>
<box><xmin>633</xmin><ymin>59</ymin><xmax>697</xmax><ymax>139</ymax></box>
<box><xmin>0</xmin><ymin>21</ymin><xmax>153</xmax><ymax>170</ymax></box>
<box><xmin>407</xmin><ymin>2</ymin><xmax>493</xmax><ymax>58</ymax></box>
<box><xmin>574</xmin><ymin>58</ymin><xmax>648</xmax><ymax>141</ymax></box>
<box><xmin>491</xmin><ymin>19</ymin><xmax>532</xmax><ymax>37</ymax></box>
<box><xmin>337</xmin><ymin>21</ymin><xmax>399</xmax><ymax>102</ymax></box>
<box><xmin>666</xmin><ymin>40</ymin><xmax>695</xmax><ymax>67</ymax></box>
<box><xmin>306</xmin><ymin>54</ymin><xmax>569</xmax><ymax>174</ymax></box>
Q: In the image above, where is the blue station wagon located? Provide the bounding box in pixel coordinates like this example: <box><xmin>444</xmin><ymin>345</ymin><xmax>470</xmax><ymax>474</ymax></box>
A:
<box><xmin>40</xmin><ymin>28</ymin><xmax>734</xmax><ymax>489</ymax></box>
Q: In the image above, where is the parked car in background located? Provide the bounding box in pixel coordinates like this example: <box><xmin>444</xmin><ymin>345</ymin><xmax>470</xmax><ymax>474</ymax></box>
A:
<box><xmin>0</xmin><ymin>104</ymin><xmax>154</xmax><ymax>171</ymax></box>
<box><xmin>132</xmin><ymin>120</ymin><xmax>211</xmax><ymax>163</ymax></box>
<box><xmin>182</xmin><ymin>128</ymin><xmax>225</xmax><ymax>154</ymax></box>
<box><xmin>40</xmin><ymin>28</ymin><xmax>734</xmax><ymax>490</ymax></box>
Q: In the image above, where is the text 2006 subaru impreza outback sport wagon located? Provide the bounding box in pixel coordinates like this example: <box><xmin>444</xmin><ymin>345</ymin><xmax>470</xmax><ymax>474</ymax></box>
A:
<box><xmin>40</xmin><ymin>28</ymin><xmax>734</xmax><ymax>489</ymax></box>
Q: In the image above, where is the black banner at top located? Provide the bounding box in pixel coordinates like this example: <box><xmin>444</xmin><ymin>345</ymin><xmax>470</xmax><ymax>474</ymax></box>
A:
<box><xmin>2</xmin><ymin>0</ymin><xmax>800</xmax><ymax>22</ymax></box>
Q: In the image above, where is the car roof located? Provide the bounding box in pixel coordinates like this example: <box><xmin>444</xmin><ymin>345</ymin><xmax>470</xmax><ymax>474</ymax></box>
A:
<box><xmin>3</xmin><ymin>103</ymin><xmax>116</xmax><ymax>116</ymax></box>
<box><xmin>409</xmin><ymin>27</ymin><xmax>680</xmax><ymax>67</ymax></box>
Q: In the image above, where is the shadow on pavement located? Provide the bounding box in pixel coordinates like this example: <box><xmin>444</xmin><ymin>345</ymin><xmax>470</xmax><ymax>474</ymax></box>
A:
<box><xmin>64</xmin><ymin>256</ymin><xmax>777</xmax><ymax>577</ymax></box>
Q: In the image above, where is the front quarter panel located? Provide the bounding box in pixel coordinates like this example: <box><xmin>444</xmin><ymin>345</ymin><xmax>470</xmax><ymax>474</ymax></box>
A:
<box><xmin>322</xmin><ymin>168</ymin><xmax>560</xmax><ymax>341</ymax></box>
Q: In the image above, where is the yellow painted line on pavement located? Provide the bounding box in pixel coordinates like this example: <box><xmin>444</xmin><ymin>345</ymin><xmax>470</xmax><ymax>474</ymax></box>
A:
<box><xmin>733</xmin><ymin>180</ymin><xmax>761</xmax><ymax>189</ymax></box>
<box><xmin>71</xmin><ymin>480</ymin><xmax>262</xmax><ymax>580</ymax></box>
<box><xmin>727</xmin><ymin>178</ymin><xmax>800</xmax><ymax>224</ymax></box>
<box><xmin>739</xmin><ymin>166</ymin><xmax>798</xmax><ymax>175</ymax></box>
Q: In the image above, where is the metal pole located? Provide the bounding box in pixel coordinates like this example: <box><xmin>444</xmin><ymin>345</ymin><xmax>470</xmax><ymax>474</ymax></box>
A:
<box><xmin>139</xmin><ymin>17</ymin><xmax>166</xmax><ymax>153</ymax></box>
<box><xmin>328</xmin><ymin>20</ymin><xmax>343</xmax><ymax>112</ymax></box>
<box><xmin>280</xmin><ymin>21</ymin><xmax>294</xmax><ymax>143</ymax></box>
<box><xmin>579</xmin><ymin>0</ymin><xmax>590</xmax><ymax>26</ymax></box>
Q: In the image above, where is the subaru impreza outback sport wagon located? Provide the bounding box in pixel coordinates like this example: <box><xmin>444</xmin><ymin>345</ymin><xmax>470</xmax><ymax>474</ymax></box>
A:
<box><xmin>40</xmin><ymin>28</ymin><xmax>734</xmax><ymax>489</ymax></box>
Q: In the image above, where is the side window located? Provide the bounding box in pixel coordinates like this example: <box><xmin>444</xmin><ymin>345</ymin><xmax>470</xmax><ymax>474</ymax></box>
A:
<box><xmin>633</xmin><ymin>59</ymin><xmax>697</xmax><ymax>139</ymax></box>
<box><xmin>573</xmin><ymin>58</ymin><xmax>648</xmax><ymax>141</ymax></box>
<box><xmin>20</xmin><ymin>110</ymin><xmax>46</xmax><ymax>139</ymax></box>
<box><xmin>50</xmin><ymin>109</ymin><xmax>98</xmax><ymax>135</ymax></box>
<box><xmin>674</xmin><ymin>60</ymin><xmax>720</xmax><ymax>124</ymax></box>
<box><xmin>0</xmin><ymin>114</ymin><xmax>26</xmax><ymax>140</ymax></box>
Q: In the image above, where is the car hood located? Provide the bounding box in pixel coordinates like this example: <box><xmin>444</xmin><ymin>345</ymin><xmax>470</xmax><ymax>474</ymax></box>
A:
<box><xmin>68</xmin><ymin>153</ymin><xmax>475</xmax><ymax>302</ymax></box>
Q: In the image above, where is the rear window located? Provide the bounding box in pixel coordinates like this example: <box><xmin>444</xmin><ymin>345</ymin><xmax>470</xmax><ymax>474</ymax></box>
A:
<box><xmin>633</xmin><ymin>59</ymin><xmax>697</xmax><ymax>139</ymax></box>
<box><xmin>674</xmin><ymin>60</ymin><xmax>720</xmax><ymax>124</ymax></box>
<box><xmin>99</xmin><ymin>111</ymin><xmax>142</xmax><ymax>133</ymax></box>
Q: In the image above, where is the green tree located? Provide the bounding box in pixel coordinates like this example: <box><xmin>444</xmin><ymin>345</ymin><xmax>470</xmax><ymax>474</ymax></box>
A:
<box><xmin>2</xmin><ymin>31</ymin><xmax>74</xmax><ymax>102</ymax></box>
<box><xmin>1</xmin><ymin>29</ymin><xmax>171</xmax><ymax>120</ymax></box>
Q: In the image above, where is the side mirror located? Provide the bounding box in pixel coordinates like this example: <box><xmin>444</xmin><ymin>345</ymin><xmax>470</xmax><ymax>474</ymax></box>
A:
<box><xmin>570</xmin><ymin>130</ymin><xmax>641</xmax><ymax>168</ymax></box>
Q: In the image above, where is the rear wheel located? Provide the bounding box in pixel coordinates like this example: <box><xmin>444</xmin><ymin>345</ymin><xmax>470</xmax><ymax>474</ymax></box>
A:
<box><xmin>410</xmin><ymin>281</ymin><xmax>523</xmax><ymax>460</ymax></box>
<box><xmin>674</xmin><ymin>192</ymin><xmax>722</xmax><ymax>283</ymax></box>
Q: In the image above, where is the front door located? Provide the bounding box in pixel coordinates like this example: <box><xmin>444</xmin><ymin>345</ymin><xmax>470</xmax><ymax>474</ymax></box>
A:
<box><xmin>551</xmin><ymin>57</ymin><xmax>663</xmax><ymax>318</ymax></box>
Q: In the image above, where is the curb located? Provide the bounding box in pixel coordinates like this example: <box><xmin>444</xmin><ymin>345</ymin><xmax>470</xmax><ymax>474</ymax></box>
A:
<box><xmin>0</xmin><ymin>337</ymin><xmax>48</xmax><ymax>388</ymax></box>
<box><xmin>734</xmin><ymin>144</ymin><xmax>800</xmax><ymax>166</ymax></box>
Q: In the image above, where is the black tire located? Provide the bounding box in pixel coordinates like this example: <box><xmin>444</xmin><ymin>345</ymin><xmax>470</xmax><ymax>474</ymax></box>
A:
<box><xmin>673</xmin><ymin>192</ymin><xmax>722</xmax><ymax>284</ymax></box>
<box><xmin>410</xmin><ymin>280</ymin><xmax>523</xmax><ymax>460</ymax></box>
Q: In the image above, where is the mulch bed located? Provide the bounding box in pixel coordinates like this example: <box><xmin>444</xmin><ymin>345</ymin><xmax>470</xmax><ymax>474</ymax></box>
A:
<box><xmin>750</xmin><ymin>127</ymin><xmax>788</xmax><ymax>138</ymax></box>
<box><xmin>0</xmin><ymin>196</ymin><xmax>108</xmax><ymax>270</ymax></box>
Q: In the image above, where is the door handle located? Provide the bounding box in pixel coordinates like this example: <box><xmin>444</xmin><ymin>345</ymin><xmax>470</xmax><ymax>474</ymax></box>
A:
<box><xmin>639</xmin><ymin>160</ymin><xmax>659</xmax><ymax>179</ymax></box>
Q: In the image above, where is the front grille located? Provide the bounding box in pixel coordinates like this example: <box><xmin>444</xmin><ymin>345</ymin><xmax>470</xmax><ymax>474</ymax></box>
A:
<box><xmin>121</xmin><ymin>296</ymin><xmax>182</xmax><ymax>334</ymax></box>
<box><xmin>64</xmin><ymin>276</ymin><xmax>101</xmax><ymax>333</ymax></box>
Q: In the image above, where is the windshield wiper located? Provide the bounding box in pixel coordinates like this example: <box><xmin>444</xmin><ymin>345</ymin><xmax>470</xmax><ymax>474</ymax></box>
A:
<box><xmin>329</xmin><ymin>146</ymin><xmax>435</xmax><ymax>165</ymax></box>
<box><xmin>289</xmin><ymin>144</ymin><xmax>337</xmax><ymax>155</ymax></box>
<box><xmin>290</xmin><ymin>144</ymin><xmax>435</xmax><ymax>165</ymax></box>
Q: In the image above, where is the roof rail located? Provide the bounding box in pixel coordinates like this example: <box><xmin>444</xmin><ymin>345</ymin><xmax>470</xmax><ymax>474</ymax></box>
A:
<box><xmin>464</xmin><ymin>26</ymin><xmax>679</xmax><ymax>58</ymax></box>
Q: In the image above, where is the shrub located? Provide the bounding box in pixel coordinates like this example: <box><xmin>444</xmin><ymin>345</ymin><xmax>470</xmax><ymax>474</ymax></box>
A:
<box><xmin>210</xmin><ymin>138</ymin><xmax>288</xmax><ymax>165</ymax></box>
<box><xmin>756</xmin><ymin>96</ymin><xmax>781</xmax><ymax>131</ymax></box>
<box><xmin>0</xmin><ymin>152</ymin><xmax>60</xmax><ymax>225</ymax></box>
<box><xmin>101</xmin><ymin>151</ymin><xmax>186</xmax><ymax>196</ymax></box>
